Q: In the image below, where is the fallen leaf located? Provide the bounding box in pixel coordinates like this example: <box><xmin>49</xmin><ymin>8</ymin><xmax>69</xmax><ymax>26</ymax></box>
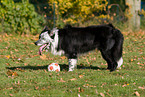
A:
<box><xmin>127</xmin><ymin>84</ymin><xmax>129</xmax><ymax>85</ymax></box>
<box><xmin>6</xmin><ymin>70</ymin><xmax>13</xmax><ymax>76</ymax></box>
<box><xmin>78</xmin><ymin>94</ymin><xmax>81</xmax><ymax>97</ymax></box>
<box><xmin>122</xmin><ymin>84</ymin><xmax>127</xmax><ymax>87</ymax></box>
<box><xmin>57</xmin><ymin>78</ymin><xmax>66</xmax><ymax>82</ymax></box>
<box><xmin>6</xmin><ymin>63</ymin><xmax>10</xmax><ymax>66</ymax></box>
<box><xmin>35</xmin><ymin>86</ymin><xmax>39</xmax><ymax>90</ymax></box>
<box><xmin>131</xmin><ymin>59</ymin><xmax>134</xmax><ymax>62</ymax></box>
<box><xmin>5</xmin><ymin>55</ymin><xmax>10</xmax><ymax>59</ymax></box>
<box><xmin>86</xmin><ymin>59</ymin><xmax>90</xmax><ymax>64</ymax></box>
<box><xmin>78</xmin><ymin>87</ymin><xmax>84</xmax><ymax>92</ymax></box>
<box><xmin>12</xmin><ymin>72</ymin><xmax>18</xmax><ymax>76</ymax></box>
<box><xmin>134</xmin><ymin>91</ymin><xmax>140</xmax><ymax>97</ymax></box>
<box><xmin>96</xmin><ymin>89</ymin><xmax>98</xmax><ymax>94</ymax></box>
<box><xmin>9</xmin><ymin>94</ymin><xmax>13</xmax><ymax>96</ymax></box>
<box><xmin>40</xmin><ymin>54</ymin><xmax>47</xmax><ymax>60</ymax></box>
<box><xmin>15</xmin><ymin>81</ymin><xmax>20</xmax><ymax>85</ymax></box>
<box><xmin>70</xmin><ymin>78</ymin><xmax>77</xmax><ymax>81</ymax></box>
<box><xmin>7</xmin><ymin>87</ymin><xmax>13</xmax><ymax>90</ymax></box>
<box><xmin>14</xmin><ymin>49</ymin><xmax>19</xmax><ymax>52</ymax></box>
<box><xmin>61</xmin><ymin>56</ymin><xmax>66</xmax><ymax>59</ymax></box>
<box><xmin>89</xmin><ymin>85</ymin><xmax>96</xmax><ymax>87</ymax></box>
<box><xmin>83</xmin><ymin>84</ymin><xmax>96</xmax><ymax>88</ymax></box>
<box><xmin>100</xmin><ymin>93</ymin><xmax>105</xmax><ymax>97</ymax></box>
<box><xmin>101</xmin><ymin>83</ymin><xmax>107</xmax><ymax>87</ymax></box>
<box><xmin>138</xmin><ymin>86</ymin><xmax>145</xmax><ymax>90</ymax></box>
<box><xmin>106</xmin><ymin>92</ymin><xmax>112</xmax><ymax>96</ymax></box>
<box><xmin>79</xmin><ymin>75</ymin><xmax>84</xmax><ymax>78</ymax></box>
<box><xmin>24</xmin><ymin>63</ymin><xmax>28</xmax><ymax>66</ymax></box>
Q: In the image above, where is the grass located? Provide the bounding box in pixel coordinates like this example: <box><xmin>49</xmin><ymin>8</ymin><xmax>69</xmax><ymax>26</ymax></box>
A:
<box><xmin>0</xmin><ymin>30</ymin><xmax>145</xmax><ymax>97</ymax></box>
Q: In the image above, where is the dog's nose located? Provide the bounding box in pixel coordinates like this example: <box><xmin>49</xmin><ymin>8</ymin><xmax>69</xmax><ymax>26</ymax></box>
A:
<box><xmin>34</xmin><ymin>42</ymin><xmax>37</xmax><ymax>45</ymax></box>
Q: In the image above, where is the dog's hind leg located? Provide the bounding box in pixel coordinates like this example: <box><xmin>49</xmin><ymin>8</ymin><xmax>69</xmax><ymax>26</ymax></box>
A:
<box><xmin>100</xmin><ymin>49</ymin><xmax>118</xmax><ymax>72</ymax></box>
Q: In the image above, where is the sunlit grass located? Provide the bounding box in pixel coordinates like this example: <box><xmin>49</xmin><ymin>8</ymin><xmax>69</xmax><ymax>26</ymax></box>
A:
<box><xmin>0</xmin><ymin>31</ymin><xmax>144</xmax><ymax>96</ymax></box>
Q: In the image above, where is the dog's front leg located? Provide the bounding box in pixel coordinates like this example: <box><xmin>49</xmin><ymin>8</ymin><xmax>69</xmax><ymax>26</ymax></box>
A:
<box><xmin>68</xmin><ymin>59</ymin><xmax>77</xmax><ymax>71</ymax></box>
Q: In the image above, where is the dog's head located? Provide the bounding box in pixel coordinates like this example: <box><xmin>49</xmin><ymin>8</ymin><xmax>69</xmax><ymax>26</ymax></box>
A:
<box><xmin>35</xmin><ymin>26</ymin><xmax>51</xmax><ymax>46</ymax></box>
<box><xmin>34</xmin><ymin>26</ymin><xmax>58</xmax><ymax>55</ymax></box>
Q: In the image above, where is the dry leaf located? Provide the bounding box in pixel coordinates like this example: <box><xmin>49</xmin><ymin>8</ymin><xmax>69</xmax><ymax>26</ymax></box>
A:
<box><xmin>57</xmin><ymin>78</ymin><xmax>66</xmax><ymax>82</ymax></box>
<box><xmin>89</xmin><ymin>85</ymin><xmax>96</xmax><ymax>87</ymax></box>
<box><xmin>96</xmin><ymin>89</ymin><xmax>98</xmax><ymax>94</ymax></box>
<box><xmin>78</xmin><ymin>87</ymin><xmax>84</xmax><ymax>92</ymax></box>
<box><xmin>100</xmin><ymin>93</ymin><xmax>105</xmax><ymax>97</ymax></box>
<box><xmin>131</xmin><ymin>59</ymin><xmax>134</xmax><ymax>62</ymax></box>
<box><xmin>79</xmin><ymin>75</ymin><xmax>84</xmax><ymax>78</ymax></box>
<box><xmin>15</xmin><ymin>81</ymin><xmax>20</xmax><ymax>85</ymax></box>
<box><xmin>9</xmin><ymin>94</ymin><xmax>13</xmax><ymax>96</ymax></box>
<box><xmin>138</xmin><ymin>86</ymin><xmax>145</xmax><ymax>90</ymax></box>
<box><xmin>70</xmin><ymin>78</ymin><xmax>77</xmax><ymax>81</ymax></box>
<box><xmin>83</xmin><ymin>84</ymin><xmax>89</xmax><ymax>88</ymax></box>
<box><xmin>78</xmin><ymin>94</ymin><xmax>81</xmax><ymax>97</ymax></box>
<box><xmin>122</xmin><ymin>84</ymin><xmax>127</xmax><ymax>87</ymax></box>
<box><xmin>106</xmin><ymin>92</ymin><xmax>112</xmax><ymax>96</ymax></box>
<box><xmin>61</xmin><ymin>56</ymin><xmax>66</xmax><ymax>59</ymax></box>
<box><xmin>134</xmin><ymin>91</ymin><xmax>140</xmax><ymax>97</ymax></box>
<box><xmin>12</xmin><ymin>72</ymin><xmax>18</xmax><ymax>76</ymax></box>
<box><xmin>24</xmin><ymin>63</ymin><xmax>28</xmax><ymax>66</ymax></box>
<box><xmin>83</xmin><ymin>84</ymin><xmax>96</xmax><ymax>88</ymax></box>
<box><xmin>7</xmin><ymin>87</ymin><xmax>13</xmax><ymax>90</ymax></box>
<box><xmin>35</xmin><ymin>86</ymin><xmax>39</xmax><ymax>90</ymax></box>
<box><xmin>6</xmin><ymin>70</ymin><xmax>13</xmax><ymax>76</ymax></box>
<box><xmin>14</xmin><ymin>49</ymin><xmax>19</xmax><ymax>52</ymax></box>
<box><xmin>40</xmin><ymin>54</ymin><xmax>47</xmax><ymax>60</ymax></box>
<box><xmin>6</xmin><ymin>63</ymin><xmax>10</xmax><ymax>66</ymax></box>
<box><xmin>5</xmin><ymin>55</ymin><xmax>10</xmax><ymax>59</ymax></box>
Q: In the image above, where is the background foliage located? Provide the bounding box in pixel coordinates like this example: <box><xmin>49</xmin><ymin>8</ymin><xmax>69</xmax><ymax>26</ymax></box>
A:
<box><xmin>0</xmin><ymin>0</ymin><xmax>45</xmax><ymax>34</ymax></box>
<box><xmin>49</xmin><ymin>0</ymin><xmax>108</xmax><ymax>27</ymax></box>
<box><xmin>0</xmin><ymin>0</ymin><xmax>145</xmax><ymax>34</ymax></box>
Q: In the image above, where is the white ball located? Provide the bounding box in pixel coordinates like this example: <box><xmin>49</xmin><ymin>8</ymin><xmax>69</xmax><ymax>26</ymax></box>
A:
<box><xmin>48</xmin><ymin>63</ymin><xmax>60</xmax><ymax>72</ymax></box>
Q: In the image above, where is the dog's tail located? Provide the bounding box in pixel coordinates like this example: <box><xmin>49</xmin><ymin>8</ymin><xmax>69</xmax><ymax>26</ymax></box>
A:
<box><xmin>112</xmin><ymin>29</ymin><xmax>124</xmax><ymax>68</ymax></box>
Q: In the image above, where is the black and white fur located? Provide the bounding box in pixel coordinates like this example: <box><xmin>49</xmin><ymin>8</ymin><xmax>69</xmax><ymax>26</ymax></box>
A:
<box><xmin>35</xmin><ymin>24</ymin><xmax>124</xmax><ymax>72</ymax></box>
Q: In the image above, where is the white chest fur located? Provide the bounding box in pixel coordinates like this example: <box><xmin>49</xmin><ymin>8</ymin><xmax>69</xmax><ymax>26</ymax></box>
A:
<box><xmin>51</xmin><ymin>31</ymin><xmax>64</xmax><ymax>55</ymax></box>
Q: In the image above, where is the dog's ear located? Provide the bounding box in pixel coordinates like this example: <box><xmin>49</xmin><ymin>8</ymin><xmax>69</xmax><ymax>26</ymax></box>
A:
<box><xmin>64</xmin><ymin>24</ymin><xmax>72</xmax><ymax>29</ymax></box>
<box><xmin>43</xmin><ymin>26</ymin><xmax>49</xmax><ymax>31</ymax></box>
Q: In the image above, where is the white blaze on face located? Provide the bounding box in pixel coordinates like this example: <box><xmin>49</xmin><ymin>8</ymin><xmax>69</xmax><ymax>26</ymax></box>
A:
<box><xmin>35</xmin><ymin>31</ymin><xmax>52</xmax><ymax>46</ymax></box>
<box><xmin>41</xmin><ymin>31</ymin><xmax>53</xmax><ymax>43</ymax></box>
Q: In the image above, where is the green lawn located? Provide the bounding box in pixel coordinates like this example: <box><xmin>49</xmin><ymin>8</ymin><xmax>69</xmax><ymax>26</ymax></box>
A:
<box><xmin>0</xmin><ymin>31</ymin><xmax>144</xmax><ymax>97</ymax></box>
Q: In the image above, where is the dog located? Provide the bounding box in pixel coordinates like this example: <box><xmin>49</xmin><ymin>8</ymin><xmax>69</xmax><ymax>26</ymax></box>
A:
<box><xmin>34</xmin><ymin>24</ymin><xmax>124</xmax><ymax>72</ymax></box>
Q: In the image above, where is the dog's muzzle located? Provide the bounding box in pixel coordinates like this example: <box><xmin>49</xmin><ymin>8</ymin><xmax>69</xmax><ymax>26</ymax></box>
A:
<box><xmin>34</xmin><ymin>41</ymin><xmax>50</xmax><ymax>55</ymax></box>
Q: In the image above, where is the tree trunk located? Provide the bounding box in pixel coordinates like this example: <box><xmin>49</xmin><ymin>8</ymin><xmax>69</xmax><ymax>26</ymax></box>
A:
<box><xmin>126</xmin><ymin>0</ymin><xmax>141</xmax><ymax>30</ymax></box>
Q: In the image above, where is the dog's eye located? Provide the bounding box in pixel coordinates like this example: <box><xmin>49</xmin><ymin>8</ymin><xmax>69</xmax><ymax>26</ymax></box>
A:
<box><xmin>41</xmin><ymin>37</ymin><xmax>45</xmax><ymax>40</ymax></box>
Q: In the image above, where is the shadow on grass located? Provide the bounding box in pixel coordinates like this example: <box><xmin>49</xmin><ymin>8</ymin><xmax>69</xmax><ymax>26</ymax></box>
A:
<box><xmin>6</xmin><ymin>64</ymin><xmax>107</xmax><ymax>71</ymax></box>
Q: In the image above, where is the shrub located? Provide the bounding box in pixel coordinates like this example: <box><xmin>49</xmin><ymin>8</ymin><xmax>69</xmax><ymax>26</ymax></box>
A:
<box><xmin>49</xmin><ymin>0</ymin><xmax>108</xmax><ymax>27</ymax></box>
<box><xmin>0</xmin><ymin>0</ymin><xmax>45</xmax><ymax>34</ymax></box>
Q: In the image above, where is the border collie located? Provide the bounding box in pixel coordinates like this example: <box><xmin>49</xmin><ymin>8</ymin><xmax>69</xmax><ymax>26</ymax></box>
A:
<box><xmin>34</xmin><ymin>24</ymin><xmax>124</xmax><ymax>72</ymax></box>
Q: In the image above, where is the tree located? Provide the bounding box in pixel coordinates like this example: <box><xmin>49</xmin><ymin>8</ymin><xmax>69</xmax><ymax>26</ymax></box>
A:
<box><xmin>126</xmin><ymin>0</ymin><xmax>141</xmax><ymax>30</ymax></box>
